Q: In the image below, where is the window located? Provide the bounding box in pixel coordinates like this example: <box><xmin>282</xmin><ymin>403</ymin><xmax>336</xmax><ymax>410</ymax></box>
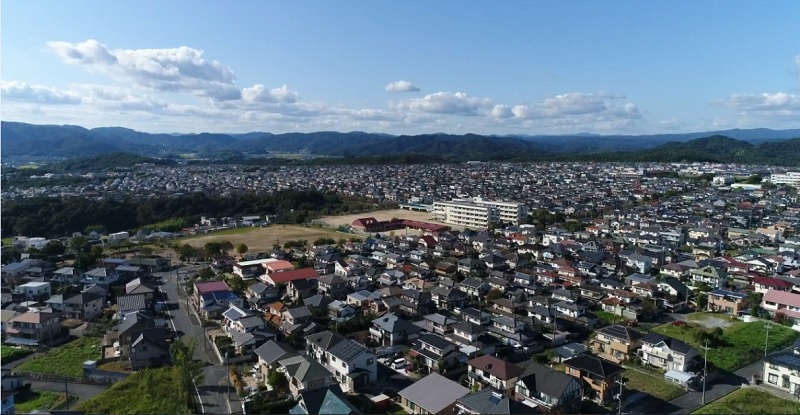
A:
<box><xmin>367</xmin><ymin>358</ymin><xmax>374</xmax><ymax>365</ymax></box>
<box><xmin>769</xmin><ymin>363</ymin><xmax>779</xmax><ymax>370</ymax></box>
<box><xmin>769</xmin><ymin>374</ymin><xmax>779</xmax><ymax>385</ymax></box>
<box><xmin>331</xmin><ymin>356</ymin><xmax>337</xmax><ymax>362</ymax></box>
<box><xmin>784</xmin><ymin>376</ymin><xmax>791</xmax><ymax>389</ymax></box>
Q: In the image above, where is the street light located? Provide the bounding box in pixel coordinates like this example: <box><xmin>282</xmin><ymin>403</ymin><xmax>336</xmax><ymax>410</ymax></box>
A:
<box><xmin>701</xmin><ymin>340</ymin><xmax>709</xmax><ymax>405</ymax></box>
<box><xmin>765</xmin><ymin>322</ymin><xmax>773</xmax><ymax>357</ymax></box>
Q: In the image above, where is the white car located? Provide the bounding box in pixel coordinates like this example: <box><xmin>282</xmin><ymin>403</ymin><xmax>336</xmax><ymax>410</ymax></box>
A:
<box><xmin>392</xmin><ymin>358</ymin><xmax>407</xmax><ymax>369</ymax></box>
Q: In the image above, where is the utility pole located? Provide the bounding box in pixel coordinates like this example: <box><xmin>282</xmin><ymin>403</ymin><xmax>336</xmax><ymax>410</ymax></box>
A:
<box><xmin>765</xmin><ymin>322</ymin><xmax>772</xmax><ymax>357</ymax></box>
<box><xmin>701</xmin><ymin>340</ymin><xmax>709</xmax><ymax>404</ymax></box>
<box><xmin>225</xmin><ymin>352</ymin><xmax>230</xmax><ymax>399</ymax></box>
<box><xmin>64</xmin><ymin>376</ymin><xmax>70</xmax><ymax>410</ymax></box>
<box><xmin>615</xmin><ymin>377</ymin><xmax>626</xmax><ymax>415</ymax></box>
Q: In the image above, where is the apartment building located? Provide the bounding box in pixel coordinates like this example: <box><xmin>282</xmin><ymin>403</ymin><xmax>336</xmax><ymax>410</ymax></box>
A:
<box><xmin>769</xmin><ymin>171</ymin><xmax>800</xmax><ymax>188</ymax></box>
<box><xmin>433</xmin><ymin>197</ymin><xmax>527</xmax><ymax>228</ymax></box>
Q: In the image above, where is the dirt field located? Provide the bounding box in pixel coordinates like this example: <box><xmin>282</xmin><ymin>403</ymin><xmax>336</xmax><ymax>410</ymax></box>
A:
<box><xmin>179</xmin><ymin>225</ymin><xmax>345</xmax><ymax>253</ymax></box>
<box><xmin>319</xmin><ymin>209</ymin><xmax>457</xmax><ymax>229</ymax></box>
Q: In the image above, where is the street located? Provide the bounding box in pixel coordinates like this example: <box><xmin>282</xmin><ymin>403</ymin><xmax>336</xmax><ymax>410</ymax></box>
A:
<box><xmin>28</xmin><ymin>380</ymin><xmax>107</xmax><ymax>409</ymax></box>
<box><xmin>156</xmin><ymin>264</ymin><xmax>235</xmax><ymax>414</ymax></box>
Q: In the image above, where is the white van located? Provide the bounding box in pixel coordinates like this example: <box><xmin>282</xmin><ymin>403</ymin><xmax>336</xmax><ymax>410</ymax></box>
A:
<box><xmin>392</xmin><ymin>358</ymin><xmax>407</xmax><ymax>369</ymax></box>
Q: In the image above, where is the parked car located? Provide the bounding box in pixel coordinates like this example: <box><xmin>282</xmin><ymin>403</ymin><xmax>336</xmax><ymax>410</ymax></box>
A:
<box><xmin>392</xmin><ymin>358</ymin><xmax>407</xmax><ymax>369</ymax></box>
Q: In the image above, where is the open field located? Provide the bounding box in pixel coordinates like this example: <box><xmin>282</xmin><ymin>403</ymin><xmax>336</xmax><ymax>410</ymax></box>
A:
<box><xmin>652</xmin><ymin>314</ymin><xmax>799</xmax><ymax>372</ymax></box>
<box><xmin>76</xmin><ymin>367</ymin><xmax>191</xmax><ymax>414</ymax></box>
<box><xmin>1</xmin><ymin>346</ymin><xmax>34</xmax><ymax>363</ymax></box>
<box><xmin>691</xmin><ymin>387</ymin><xmax>800</xmax><ymax>414</ymax></box>
<box><xmin>14</xmin><ymin>390</ymin><xmax>66</xmax><ymax>413</ymax></box>
<box><xmin>319</xmin><ymin>209</ymin><xmax>458</xmax><ymax>230</ymax></box>
<box><xmin>622</xmin><ymin>369</ymin><xmax>686</xmax><ymax>402</ymax></box>
<box><xmin>180</xmin><ymin>225</ymin><xmax>345</xmax><ymax>253</ymax></box>
<box><xmin>17</xmin><ymin>337</ymin><xmax>102</xmax><ymax>378</ymax></box>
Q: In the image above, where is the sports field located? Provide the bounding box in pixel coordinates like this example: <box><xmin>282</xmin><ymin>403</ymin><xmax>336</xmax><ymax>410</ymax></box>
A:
<box><xmin>319</xmin><ymin>209</ymin><xmax>457</xmax><ymax>230</ymax></box>
<box><xmin>180</xmin><ymin>225</ymin><xmax>345</xmax><ymax>253</ymax></box>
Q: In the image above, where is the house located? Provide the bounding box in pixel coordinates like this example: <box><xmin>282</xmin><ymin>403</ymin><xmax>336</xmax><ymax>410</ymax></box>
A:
<box><xmin>246</xmin><ymin>282</ymin><xmax>278</xmax><ymax>311</ymax></box>
<box><xmin>398</xmin><ymin>289</ymin><xmax>434</xmax><ymax>318</ymax></box>
<box><xmin>638</xmin><ymin>332</ymin><xmax>700</xmax><ymax>372</ymax></box>
<box><xmin>193</xmin><ymin>280</ymin><xmax>230</xmax><ymax>309</ymax></box>
<box><xmin>262</xmin><ymin>268</ymin><xmax>321</xmax><ymax>286</ymax></box>
<box><xmin>762</xmin><ymin>289</ymin><xmax>800</xmax><ymax>324</ymax></box>
<box><xmin>515</xmin><ymin>363</ymin><xmax>583</xmax><ymax>414</ymax></box>
<box><xmin>194</xmin><ymin>280</ymin><xmax>243</xmax><ymax>320</ymax></box>
<box><xmin>409</xmin><ymin>333</ymin><xmax>465</xmax><ymax>373</ymax></box>
<box><xmin>104</xmin><ymin>311</ymin><xmax>170</xmax><ymax>369</ymax></box>
<box><xmin>81</xmin><ymin>267</ymin><xmax>119</xmax><ymax>285</ymax></box>
<box><xmin>63</xmin><ymin>291</ymin><xmax>105</xmax><ymax>321</ymax></box>
<box><xmin>286</xmin><ymin>279</ymin><xmax>316</xmax><ymax>302</ymax></box>
<box><xmin>688</xmin><ymin>265</ymin><xmax>727</xmax><ymax>289</ymax></box>
<box><xmin>370</xmin><ymin>313</ymin><xmax>421</xmax><ymax>346</ymax></box>
<box><xmin>397</xmin><ymin>372</ymin><xmax>470</xmax><ymax>415</ymax></box>
<box><xmin>466</xmin><ymin>354</ymin><xmax>524</xmax><ymax>397</ymax></box>
<box><xmin>277</xmin><ymin>354</ymin><xmax>338</xmax><ymax>398</ymax></box>
<box><xmin>457</xmin><ymin>307</ymin><xmax>491</xmax><ymax>326</ymax></box>
<box><xmin>429</xmin><ymin>286</ymin><xmax>467</xmax><ymax>311</ymax></box>
<box><xmin>305</xmin><ymin>331</ymin><xmax>377</xmax><ymax>393</ymax></box>
<box><xmin>116</xmin><ymin>294</ymin><xmax>150</xmax><ymax>320</ymax></box>
<box><xmin>288</xmin><ymin>384</ymin><xmax>360</xmax><ymax>414</ymax></box>
<box><xmin>254</xmin><ymin>340</ymin><xmax>298</xmax><ymax>385</ymax></box>
<box><xmin>419</xmin><ymin>313</ymin><xmax>458</xmax><ymax>335</ymax></box>
<box><xmin>591</xmin><ymin>325</ymin><xmax>641</xmax><ymax>363</ymax></box>
<box><xmin>4</xmin><ymin>311</ymin><xmax>61</xmax><ymax>344</ymax></box>
<box><xmin>554</xmin><ymin>301</ymin><xmax>586</xmax><ymax>319</ymax></box>
<box><xmin>1</xmin><ymin>391</ymin><xmax>15</xmax><ymax>415</ymax></box>
<box><xmin>52</xmin><ymin>267</ymin><xmax>82</xmax><ymax>284</ymax></box>
<box><xmin>222</xmin><ymin>305</ymin><xmax>270</xmax><ymax>355</ymax></box>
<box><xmin>281</xmin><ymin>306</ymin><xmax>313</xmax><ymax>335</ymax></box>
<box><xmin>706</xmin><ymin>289</ymin><xmax>748</xmax><ymax>315</ymax></box>
<box><xmin>625</xmin><ymin>253</ymin><xmax>653</xmax><ymax>274</ymax></box>
<box><xmin>563</xmin><ymin>355</ymin><xmax>624</xmax><ymax>403</ymax></box>
<box><xmin>754</xmin><ymin>277</ymin><xmax>795</xmax><ymax>294</ymax></box>
<box><xmin>317</xmin><ymin>275</ymin><xmax>348</xmax><ymax>300</ymax></box>
<box><xmin>458</xmin><ymin>278</ymin><xmax>490</xmax><ymax>299</ymax></box>
<box><xmin>14</xmin><ymin>282</ymin><xmax>50</xmax><ymax>302</ymax></box>
<box><xmin>125</xmin><ymin>278</ymin><xmax>156</xmax><ymax>300</ymax></box>
<box><xmin>762</xmin><ymin>349</ymin><xmax>800</xmax><ymax>395</ymax></box>
<box><xmin>455</xmin><ymin>388</ymin><xmax>536</xmax><ymax>415</ymax></box>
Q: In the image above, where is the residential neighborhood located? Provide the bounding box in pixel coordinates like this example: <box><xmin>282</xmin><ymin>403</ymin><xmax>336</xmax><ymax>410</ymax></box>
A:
<box><xmin>2</xmin><ymin>161</ymin><xmax>800</xmax><ymax>414</ymax></box>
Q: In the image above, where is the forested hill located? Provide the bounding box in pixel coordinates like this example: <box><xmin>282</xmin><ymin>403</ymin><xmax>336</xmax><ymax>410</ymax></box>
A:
<box><xmin>47</xmin><ymin>152</ymin><xmax>177</xmax><ymax>172</ymax></box>
<box><xmin>3</xmin><ymin>121</ymin><xmax>799</xmax><ymax>165</ymax></box>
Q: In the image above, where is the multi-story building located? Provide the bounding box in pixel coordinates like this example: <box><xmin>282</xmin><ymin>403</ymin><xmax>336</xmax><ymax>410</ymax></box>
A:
<box><xmin>305</xmin><ymin>331</ymin><xmax>377</xmax><ymax>393</ymax></box>
<box><xmin>433</xmin><ymin>197</ymin><xmax>527</xmax><ymax>228</ymax></box>
<box><xmin>769</xmin><ymin>171</ymin><xmax>800</xmax><ymax>188</ymax></box>
<box><xmin>591</xmin><ymin>325</ymin><xmax>641</xmax><ymax>363</ymax></box>
<box><xmin>466</xmin><ymin>354</ymin><xmax>524</xmax><ymax>397</ymax></box>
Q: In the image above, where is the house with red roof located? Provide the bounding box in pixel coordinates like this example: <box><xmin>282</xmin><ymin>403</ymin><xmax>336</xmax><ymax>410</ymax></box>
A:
<box><xmin>261</xmin><ymin>268</ymin><xmax>320</xmax><ymax>286</ymax></box>
<box><xmin>762</xmin><ymin>289</ymin><xmax>800</xmax><ymax>321</ymax></box>
<box><xmin>753</xmin><ymin>277</ymin><xmax>795</xmax><ymax>294</ymax></box>
<box><xmin>466</xmin><ymin>354</ymin><xmax>525</xmax><ymax>398</ymax></box>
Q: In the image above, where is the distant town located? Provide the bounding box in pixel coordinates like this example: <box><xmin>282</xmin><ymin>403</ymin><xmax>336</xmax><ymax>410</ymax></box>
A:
<box><xmin>2</xmin><ymin>160</ymin><xmax>800</xmax><ymax>415</ymax></box>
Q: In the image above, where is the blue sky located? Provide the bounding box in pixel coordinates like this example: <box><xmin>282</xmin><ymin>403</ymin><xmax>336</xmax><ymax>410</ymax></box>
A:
<box><xmin>2</xmin><ymin>1</ymin><xmax>799</xmax><ymax>135</ymax></box>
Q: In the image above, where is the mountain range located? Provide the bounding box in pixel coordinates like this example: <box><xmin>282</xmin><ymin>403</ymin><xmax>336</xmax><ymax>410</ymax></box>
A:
<box><xmin>2</xmin><ymin>121</ymin><xmax>799</xmax><ymax>166</ymax></box>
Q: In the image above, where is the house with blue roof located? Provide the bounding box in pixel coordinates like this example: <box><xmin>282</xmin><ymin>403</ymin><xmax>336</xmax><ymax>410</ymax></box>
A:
<box><xmin>288</xmin><ymin>384</ymin><xmax>360</xmax><ymax>414</ymax></box>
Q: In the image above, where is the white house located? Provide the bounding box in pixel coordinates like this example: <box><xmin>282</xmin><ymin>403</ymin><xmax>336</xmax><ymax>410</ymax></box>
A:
<box><xmin>108</xmin><ymin>232</ymin><xmax>130</xmax><ymax>245</ymax></box>
<box><xmin>638</xmin><ymin>332</ymin><xmax>699</xmax><ymax>372</ymax></box>
<box><xmin>15</xmin><ymin>281</ymin><xmax>51</xmax><ymax>302</ymax></box>
<box><xmin>763</xmin><ymin>349</ymin><xmax>800</xmax><ymax>394</ymax></box>
<box><xmin>305</xmin><ymin>330</ymin><xmax>377</xmax><ymax>393</ymax></box>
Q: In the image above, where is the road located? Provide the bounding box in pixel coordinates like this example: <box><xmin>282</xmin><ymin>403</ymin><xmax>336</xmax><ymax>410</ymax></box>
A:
<box><xmin>157</xmin><ymin>264</ymin><xmax>235</xmax><ymax>414</ymax></box>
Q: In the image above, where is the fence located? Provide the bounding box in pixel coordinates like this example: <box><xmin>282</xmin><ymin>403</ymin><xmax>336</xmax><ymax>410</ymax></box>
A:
<box><xmin>13</xmin><ymin>370</ymin><xmax>121</xmax><ymax>386</ymax></box>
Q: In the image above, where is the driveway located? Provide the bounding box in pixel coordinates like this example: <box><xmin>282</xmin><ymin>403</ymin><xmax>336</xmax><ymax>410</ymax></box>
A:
<box><xmin>157</xmin><ymin>266</ymin><xmax>234</xmax><ymax>414</ymax></box>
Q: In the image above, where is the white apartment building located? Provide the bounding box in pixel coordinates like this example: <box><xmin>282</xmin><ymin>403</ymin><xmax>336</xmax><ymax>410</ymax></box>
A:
<box><xmin>433</xmin><ymin>197</ymin><xmax>527</xmax><ymax>228</ymax></box>
<box><xmin>770</xmin><ymin>172</ymin><xmax>800</xmax><ymax>188</ymax></box>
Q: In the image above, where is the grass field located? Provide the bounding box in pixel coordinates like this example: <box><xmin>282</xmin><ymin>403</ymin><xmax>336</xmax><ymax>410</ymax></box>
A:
<box><xmin>75</xmin><ymin>367</ymin><xmax>192</xmax><ymax>414</ymax></box>
<box><xmin>652</xmin><ymin>314</ymin><xmax>799</xmax><ymax>372</ymax></box>
<box><xmin>622</xmin><ymin>369</ymin><xmax>686</xmax><ymax>402</ymax></box>
<box><xmin>179</xmin><ymin>225</ymin><xmax>345</xmax><ymax>253</ymax></box>
<box><xmin>1</xmin><ymin>238</ymin><xmax>11</xmax><ymax>246</ymax></box>
<box><xmin>17</xmin><ymin>337</ymin><xmax>102</xmax><ymax>378</ymax></box>
<box><xmin>1</xmin><ymin>346</ymin><xmax>34</xmax><ymax>363</ymax></box>
<box><xmin>14</xmin><ymin>390</ymin><xmax>64</xmax><ymax>413</ymax></box>
<box><xmin>692</xmin><ymin>388</ymin><xmax>800</xmax><ymax>414</ymax></box>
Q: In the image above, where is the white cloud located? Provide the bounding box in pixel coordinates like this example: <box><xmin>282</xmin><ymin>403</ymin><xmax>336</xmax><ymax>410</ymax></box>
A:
<box><xmin>241</xmin><ymin>84</ymin><xmax>300</xmax><ymax>104</ymax></box>
<box><xmin>385</xmin><ymin>80</ymin><xmax>420</xmax><ymax>93</ymax></box>
<box><xmin>491</xmin><ymin>104</ymin><xmax>513</xmax><ymax>119</ymax></box>
<box><xmin>716</xmin><ymin>92</ymin><xmax>800</xmax><ymax>114</ymax></box>
<box><xmin>0</xmin><ymin>80</ymin><xmax>82</xmax><ymax>104</ymax></box>
<box><xmin>47</xmin><ymin>39</ymin><xmax>241</xmax><ymax>101</ymax></box>
<box><xmin>392</xmin><ymin>91</ymin><xmax>492</xmax><ymax>115</ymax></box>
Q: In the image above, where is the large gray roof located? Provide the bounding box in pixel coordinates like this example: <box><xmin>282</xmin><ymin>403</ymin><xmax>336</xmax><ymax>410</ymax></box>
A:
<box><xmin>456</xmin><ymin>388</ymin><xmax>536</xmax><ymax>414</ymax></box>
<box><xmin>518</xmin><ymin>362</ymin><xmax>579</xmax><ymax>402</ymax></box>
<box><xmin>254</xmin><ymin>340</ymin><xmax>298</xmax><ymax>364</ymax></box>
<box><xmin>398</xmin><ymin>373</ymin><xmax>469</xmax><ymax>414</ymax></box>
<box><xmin>278</xmin><ymin>355</ymin><xmax>333</xmax><ymax>383</ymax></box>
<box><xmin>328</xmin><ymin>338</ymin><xmax>371</xmax><ymax>362</ymax></box>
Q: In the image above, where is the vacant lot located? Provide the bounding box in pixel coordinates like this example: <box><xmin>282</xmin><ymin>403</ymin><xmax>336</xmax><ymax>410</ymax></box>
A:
<box><xmin>17</xmin><ymin>337</ymin><xmax>102</xmax><ymax>378</ymax></box>
<box><xmin>180</xmin><ymin>225</ymin><xmax>345</xmax><ymax>253</ymax></box>
<box><xmin>622</xmin><ymin>369</ymin><xmax>686</xmax><ymax>402</ymax></box>
<box><xmin>76</xmin><ymin>367</ymin><xmax>191</xmax><ymax>414</ymax></box>
<box><xmin>1</xmin><ymin>346</ymin><xmax>34</xmax><ymax>363</ymax></box>
<box><xmin>14</xmin><ymin>390</ymin><xmax>66</xmax><ymax>413</ymax></box>
<box><xmin>320</xmin><ymin>209</ymin><xmax>455</xmax><ymax>230</ymax></box>
<box><xmin>688</xmin><ymin>312</ymin><xmax>737</xmax><ymax>329</ymax></box>
<box><xmin>652</xmin><ymin>315</ymin><xmax>799</xmax><ymax>372</ymax></box>
<box><xmin>692</xmin><ymin>387</ymin><xmax>800</xmax><ymax>414</ymax></box>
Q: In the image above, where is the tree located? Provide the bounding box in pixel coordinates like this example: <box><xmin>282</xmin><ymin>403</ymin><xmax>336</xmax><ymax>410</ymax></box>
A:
<box><xmin>267</xmin><ymin>370</ymin><xmax>288</xmax><ymax>392</ymax></box>
<box><xmin>486</xmin><ymin>288</ymin><xmax>504</xmax><ymax>303</ymax></box>
<box><xmin>178</xmin><ymin>244</ymin><xmax>198</xmax><ymax>262</ymax></box>
<box><xmin>170</xmin><ymin>339</ymin><xmax>205</xmax><ymax>409</ymax></box>
<box><xmin>41</xmin><ymin>240</ymin><xmax>66</xmax><ymax>256</ymax></box>
<box><xmin>235</xmin><ymin>243</ymin><xmax>249</xmax><ymax>256</ymax></box>
<box><xmin>90</xmin><ymin>244</ymin><xmax>104</xmax><ymax>258</ymax></box>
<box><xmin>138</xmin><ymin>246</ymin><xmax>154</xmax><ymax>257</ymax></box>
<box><xmin>220</xmin><ymin>240</ymin><xmax>234</xmax><ymax>255</ymax></box>
<box><xmin>197</xmin><ymin>267</ymin><xmax>216</xmax><ymax>280</ymax></box>
<box><xmin>69</xmin><ymin>235</ymin><xmax>88</xmax><ymax>254</ymax></box>
<box><xmin>227</xmin><ymin>275</ymin><xmax>247</xmax><ymax>294</ymax></box>
<box><xmin>204</xmin><ymin>241</ymin><xmax>222</xmax><ymax>258</ymax></box>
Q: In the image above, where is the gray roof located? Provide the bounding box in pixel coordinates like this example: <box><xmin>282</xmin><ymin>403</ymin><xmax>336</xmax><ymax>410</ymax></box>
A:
<box><xmin>398</xmin><ymin>372</ymin><xmax>469</xmax><ymax>414</ymax></box>
<box><xmin>117</xmin><ymin>294</ymin><xmax>147</xmax><ymax>312</ymax></box>
<box><xmin>248</xmin><ymin>282</ymin><xmax>270</xmax><ymax>295</ymax></box>
<box><xmin>286</xmin><ymin>306</ymin><xmax>312</xmax><ymax>319</ymax></box>
<box><xmin>290</xmin><ymin>385</ymin><xmax>358</xmax><ymax>415</ymax></box>
<box><xmin>518</xmin><ymin>362</ymin><xmax>579</xmax><ymax>402</ymax></box>
<box><xmin>417</xmin><ymin>333</ymin><xmax>455</xmax><ymax>351</ymax></box>
<box><xmin>328</xmin><ymin>338</ymin><xmax>371</xmax><ymax>362</ymax></box>
<box><xmin>255</xmin><ymin>340</ymin><xmax>298</xmax><ymax>365</ymax></box>
<box><xmin>64</xmin><ymin>291</ymin><xmax>104</xmax><ymax>306</ymax></box>
<box><xmin>424</xmin><ymin>312</ymin><xmax>457</xmax><ymax>326</ymax></box>
<box><xmin>238</xmin><ymin>315</ymin><xmax>266</xmax><ymax>329</ymax></box>
<box><xmin>279</xmin><ymin>354</ymin><xmax>333</xmax><ymax>383</ymax></box>
<box><xmin>456</xmin><ymin>388</ymin><xmax>535</xmax><ymax>415</ymax></box>
<box><xmin>305</xmin><ymin>330</ymin><xmax>345</xmax><ymax>351</ymax></box>
<box><xmin>596</xmin><ymin>325</ymin><xmax>640</xmax><ymax>343</ymax></box>
<box><xmin>640</xmin><ymin>332</ymin><xmax>694</xmax><ymax>354</ymax></box>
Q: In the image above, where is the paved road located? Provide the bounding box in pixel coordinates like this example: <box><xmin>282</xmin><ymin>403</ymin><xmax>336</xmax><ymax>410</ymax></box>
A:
<box><xmin>158</xmin><ymin>266</ymin><xmax>233</xmax><ymax>414</ymax></box>
<box><xmin>28</xmin><ymin>380</ymin><xmax>107</xmax><ymax>408</ymax></box>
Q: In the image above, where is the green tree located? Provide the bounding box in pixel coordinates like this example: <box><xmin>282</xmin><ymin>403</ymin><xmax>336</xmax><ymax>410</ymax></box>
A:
<box><xmin>169</xmin><ymin>339</ymin><xmax>205</xmax><ymax>409</ymax></box>
<box><xmin>204</xmin><ymin>241</ymin><xmax>222</xmax><ymax>257</ymax></box>
<box><xmin>42</xmin><ymin>240</ymin><xmax>66</xmax><ymax>256</ymax></box>
<box><xmin>267</xmin><ymin>370</ymin><xmax>288</xmax><ymax>392</ymax></box>
<box><xmin>486</xmin><ymin>288</ymin><xmax>504</xmax><ymax>303</ymax></box>
<box><xmin>70</xmin><ymin>235</ymin><xmax>89</xmax><ymax>253</ymax></box>
<box><xmin>197</xmin><ymin>267</ymin><xmax>216</xmax><ymax>280</ymax></box>
<box><xmin>90</xmin><ymin>244</ymin><xmax>104</xmax><ymax>258</ymax></box>
<box><xmin>235</xmin><ymin>243</ymin><xmax>249</xmax><ymax>256</ymax></box>
<box><xmin>220</xmin><ymin>240</ymin><xmax>234</xmax><ymax>255</ymax></box>
<box><xmin>138</xmin><ymin>246</ymin><xmax>154</xmax><ymax>257</ymax></box>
